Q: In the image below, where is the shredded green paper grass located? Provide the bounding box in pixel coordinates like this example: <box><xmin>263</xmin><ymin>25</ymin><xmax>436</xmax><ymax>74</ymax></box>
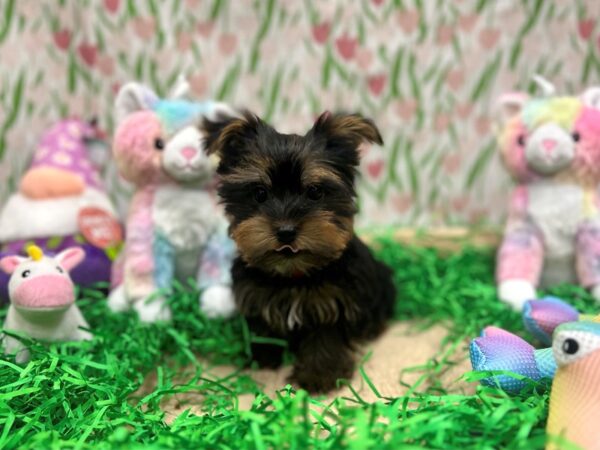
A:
<box><xmin>0</xmin><ymin>237</ymin><xmax>597</xmax><ymax>449</ymax></box>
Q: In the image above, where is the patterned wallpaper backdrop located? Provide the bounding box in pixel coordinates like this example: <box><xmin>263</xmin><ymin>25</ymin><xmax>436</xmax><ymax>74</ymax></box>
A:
<box><xmin>0</xmin><ymin>0</ymin><xmax>599</xmax><ymax>227</ymax></box>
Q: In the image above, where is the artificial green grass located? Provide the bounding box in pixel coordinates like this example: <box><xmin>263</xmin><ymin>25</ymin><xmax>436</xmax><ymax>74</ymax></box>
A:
<box><xmin>0</xmin><ymin>237</ymin><xmax>597</xmax><ymax>449</ymax></box>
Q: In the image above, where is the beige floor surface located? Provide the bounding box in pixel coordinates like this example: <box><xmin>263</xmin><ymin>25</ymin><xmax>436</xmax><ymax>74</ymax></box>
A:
<box><xmin>147</xmin><ymin>321</ymin><xmax>475</xmax><ymax>423</ymax></box>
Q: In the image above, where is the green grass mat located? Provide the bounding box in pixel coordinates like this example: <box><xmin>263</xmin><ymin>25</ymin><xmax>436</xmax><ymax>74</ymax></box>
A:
<box><xmin>0</xmin><ymin>237</ymin><xmax>597</xmax><ymax>449</ymax></box>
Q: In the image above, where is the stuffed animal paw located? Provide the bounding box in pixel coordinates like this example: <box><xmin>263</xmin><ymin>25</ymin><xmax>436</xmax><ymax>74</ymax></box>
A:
<box><xmin>133</xmin><ymin>294</ymin><xmax>172</xmax><ymax>323</ymax></box>
<box><xmin>498</xmin><ymin>279</ymin><xmax>537</xmax><ymax>311</ymax></box>
<box><xmin>199</xmin><ymin>285</ymin><xmax>236</xmax><ymax>318</ymax></box>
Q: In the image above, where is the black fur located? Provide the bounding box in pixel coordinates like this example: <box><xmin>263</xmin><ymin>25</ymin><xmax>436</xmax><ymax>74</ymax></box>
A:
<box><xmin>202</xmin><ymin>111</ymin><xmax>396</xmax><ymax>393</ymax></box>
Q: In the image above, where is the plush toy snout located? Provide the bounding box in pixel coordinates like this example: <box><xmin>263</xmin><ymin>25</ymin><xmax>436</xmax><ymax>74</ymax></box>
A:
<box><xmin>12</xmin><ymin>275</ymin><xmax>75</xmax><ymax>309</ymax></box>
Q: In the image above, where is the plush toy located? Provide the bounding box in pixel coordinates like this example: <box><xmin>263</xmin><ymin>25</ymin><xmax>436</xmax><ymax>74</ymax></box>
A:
<box><xmin>0</xmin><ymin>245</ymin><xmax>92</xmax><ymax>363</ymax></box>
<box><xmin>496</xmin><ymin>77</ymin><xmax>600</xmax><ymax>310</ymax></box>
<box><xmin>0</xmin><ymin>118</ymin><xmax>122</xmax><ymax>303</ymax></box>
<box><xmin>470</xmin><ymin>296</ymin><xmax>600</xmax><ymax>392</ymax></box>
<box><xmin>107</xmin><ymin>80</ymin><xmax>237</xmax><ymax>322</ymax></box>
<box><xmin>546</xmin><ymin>321</ymin><xmax>600</xmax><ymax>450</ymax></box>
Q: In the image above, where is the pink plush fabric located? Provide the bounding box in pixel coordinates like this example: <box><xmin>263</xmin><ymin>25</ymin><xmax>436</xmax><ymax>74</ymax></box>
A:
<box><xmin>499</xmin><ymin>118</ymin><xmax>534</xmax><ymax>182</ymax></box>
<box><xmin>12</xmin><ymin>275</ymin><xmax>74</xmax><ymax>308</ymax></box>
<box><xmin>573</xmin><ymin>107</ymin><xmax>600</xmax><ymax>182</ymax></box>
<box><xmin>113</xmin><ymin>112</ymin><xmax>165</xmax><ymax>186</ymax></box>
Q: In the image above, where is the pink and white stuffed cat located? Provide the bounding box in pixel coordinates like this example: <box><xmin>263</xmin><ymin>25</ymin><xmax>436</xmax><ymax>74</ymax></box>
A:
<box><xmin>496</xmin><ymin>78</ymin><xmax>600</xmax><ymax>309</ymax></box>
<box><xmin>107</xmin><ymin>82</ymin><xmax>237</xmax><ymax>322</ymax></box>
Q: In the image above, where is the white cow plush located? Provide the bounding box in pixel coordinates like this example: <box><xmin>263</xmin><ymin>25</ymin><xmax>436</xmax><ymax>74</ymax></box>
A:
<box><xmin>0</xmin><ymin>245</ymin><xmax>91</xmax><ymax>362</ymax></box>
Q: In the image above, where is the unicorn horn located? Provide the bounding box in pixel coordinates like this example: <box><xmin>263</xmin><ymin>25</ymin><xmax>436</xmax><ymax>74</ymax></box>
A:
<box><xmin>532</xmin><ymin>74</ymin><xmax>556</xmax><ymax>97</ymax></box>
<box><xmin>26</xmin><ymin>245</ymin><xmax>44</xmax><ymax>261</ymax></box>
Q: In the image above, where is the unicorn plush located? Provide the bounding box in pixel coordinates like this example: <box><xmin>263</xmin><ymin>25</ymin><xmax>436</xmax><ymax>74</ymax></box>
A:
<box><xmin>107</xmin><ymin>80</ymin><xmax>237</xmax><ymax>322</ymax></box>
<box><xmin>0</xmin><ymin>118</ymin><xmax>121</xmax><ymax>303</ymax></box>
<box><xmin>496</xmin><ymin>77</ymin><xmax>600</xmax><ymax>309</ymax></box>
<box><xmin>0</xmin><ymin>245</ymin><xmax>91</xmax><ymax>363</ymax></box>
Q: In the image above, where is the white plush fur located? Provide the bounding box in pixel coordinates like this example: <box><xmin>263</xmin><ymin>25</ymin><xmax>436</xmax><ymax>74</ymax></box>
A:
<box><xmin>0</xmin><ymin>187</ymin><xmax>116</xmax><ymax>241</ymax></box>
<box><xmin>2</xmin><ymin>250</ymin><xmax>90</xmax><ymax>363</ymax></box>
<box><xmin>498</xmin><ymin>279</ymin><xmax>537</xmax><ymax>311</ymax></box>
<box><xmin>161</xmin><ymin>126</ymin><xmax>218</xmax><ymax>183</ymax></box>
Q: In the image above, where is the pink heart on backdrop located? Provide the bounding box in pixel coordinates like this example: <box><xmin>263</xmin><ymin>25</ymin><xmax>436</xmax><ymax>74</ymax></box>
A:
<box><xmin>578</xmin><ymin>19</ymin><xmax>595</xmax><ymax>40</ymax></box>
<box><xmin>53</xmin><ymin>29</ymin><xmax>71</xmax><ymax>50</ymax></box>
<box><xmin>458</xmin><ymin>14</ymin><xmax>478</xmax><ymax>32</ymax></box>
<box><xmin>451</xmin><ymin>196</ymin><xmax>469</xmax><ymax>212</ymax></box>
<box><xmin>97</xmin><ymin>54</ymin><xmax>114</xmax><ymax>76</ymax></box>
<box><xmin>218</xmin><ymin>33</ymin><xmax>237</xmax><ymax>55</ymax></box>
<box><xmin>396</xmin><ymin>9</ymin><xmax>420</xmax><ymax>34</ymax></box>
<box><xmin>77</xmin><ymin>43</ymin><xmax>97</xmax><ymax>66</ymax></box>
<box><xmin>356</xmin><ymin>48</ymin><xmax>374</xmax><ymax>69</ymax></box>
<box><xmin>335</xmin><ymin>34</ymin><xmax>357</xmax><ymax>60</ymax></box>
<box><xmin>434</xmin><ymin>113</ymin><xmax>450</xmax><ymax>132</ymax></box>
<box><xmin>479</xmin><ymin>27</ymin><xmax>500</xmax><ymax>49</ymax></box>
<box><xmin>372</xmin><ymin>0</ymin><xmax>385</xmax><ymax>6</ymax></box>
<box><xmin>367</xmin><ymin>159</ymin><xmax>385</xmax><ymax>179</ymax></box>
<box><xmin>474</xmin><ymin>116</ymin><xmax>491</xmax><ymax>136</ymax></box>
<box><xmin>197</xmin><ymin>21</ymin><xmax>215</xmax><ymax>37</ymax></box>
<box><xmin>446</xmin><ymin>69</ymin><xmax>465</xmax><ymax>91</ymax></box>
<box><xmin>443</xmin><ymin>154</ymin><xmax>461</xmax><ymax>174</ymax></box>
<box><xmin>189</xmin><ymin>73</ymin><xmax>208</xmax><ymax>97</ymax></box>
<box><xmin>177</xmin><ymin>32</ymin><xmax>193</xmax><ymax>51</ymax></box>
<box><xmin>103</xmin><ymin>0</ymin><xmax>120</xmax><ymax>13</ymax></box>
<box><xmin>391</xmin><ymin>193</ymin><xmax>413</xmax><ymax>213</ymax></box>
<box><xmin>132</xmin><ymin>17</ymin><xmax>156</xmax><ymax>40</ymax></box>
<box><xmin>437</xmin><ymin>25</ymin><xmax>454</xmax><ymax>45</ymax></box>
<box><xmin>312</xmin><ymin>22</ymin><xmax>331</xmax><ymax>44</ymax></box>
<box><xmin>455</xmin><ymin>102</ymin><xmax>473</xmax><ymax>119</ymax></box>
<box><xmin>185</xmin><ymin>0</ymin><xmax>202</xmax><ymax>8</ymax></box>
<box><xmin>394</xmin><ymin>98</ymin><xmax>418</xmax><ymax>120</ymax></box>
<box><xmin>367</xmin><ymin>74</ymin><xmax>387</xmax><ymax>96</ymax></box>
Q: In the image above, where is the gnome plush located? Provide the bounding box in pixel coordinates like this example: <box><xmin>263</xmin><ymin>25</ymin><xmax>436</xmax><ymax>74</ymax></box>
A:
<box><xmin>0</xmin><ymin>118</ymin><xmax>123</xmax><ymax>302</ymax></box>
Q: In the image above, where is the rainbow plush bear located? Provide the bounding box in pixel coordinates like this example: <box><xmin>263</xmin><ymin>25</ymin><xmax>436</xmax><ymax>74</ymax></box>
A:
<box><xmin>496</xmin><ymin>78</ymin><xmax>600</xmax><ymax>310</ymax></box>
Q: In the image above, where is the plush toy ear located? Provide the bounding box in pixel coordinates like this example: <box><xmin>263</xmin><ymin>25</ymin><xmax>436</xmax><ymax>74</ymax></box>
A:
<box><xmin>309</xmin><ymin>111</ymin><xmax>383</xmax><ymax>150</ymax></box>
<box><xmin>498</xmin><ymin>92</ymin><xmax>528</xmax><ymax>120</ymax></box>
<box><xmin>55</xmin><ymin>247</ymin><xmax>85</xmax><ymax>272</ymax></box>
<box><xmin>114</xmin><ymin>82</ymin><xmax>159</xmax><ymax>124</ymax></box>
<box><xmin>0</xmin><ymin>255</ymin><xmax>26</xmax><ymax>274</ymax></box>
<box><xmin>582</xmin><ymin>87</ymin><xmax>600</xmax><ymax>109</ymax></box>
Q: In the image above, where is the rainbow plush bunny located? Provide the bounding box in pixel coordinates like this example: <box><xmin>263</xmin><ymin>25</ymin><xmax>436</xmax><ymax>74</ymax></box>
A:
<box><xmin>107</xmin><ymin>80</ymin><xmax>237</xmax><ymax>322</ymax></box>
<box><xmin>496</xmin><ymin>77</ymin><xmax>600</xmax><ymax>310</ymax></box>
<box><xmin>546</xmin><ymin>321</ymin><xmax>600</xmax><ymax>449</ymax></box>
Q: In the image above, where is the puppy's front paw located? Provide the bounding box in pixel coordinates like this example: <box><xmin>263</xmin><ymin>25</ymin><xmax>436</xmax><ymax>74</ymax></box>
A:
<box><xmin>289</xmin><ymin>366</ymin><xmax>351</xmax><ymax>394</ymax></box>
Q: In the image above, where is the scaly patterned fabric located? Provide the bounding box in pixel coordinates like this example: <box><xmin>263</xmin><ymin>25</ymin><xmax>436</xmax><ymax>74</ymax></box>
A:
<box><xmin>547</xmin><ymin>321</ymin><xmax>600</xmax><ymax>450</ymax></box>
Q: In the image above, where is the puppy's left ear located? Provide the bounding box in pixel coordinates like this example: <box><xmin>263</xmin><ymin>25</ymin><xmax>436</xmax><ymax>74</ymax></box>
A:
<box><xmin>309</xmin><ymin>112</ymin><xmax>383</xmax><ymax>164</ymax></box>
<box><xmin>202</xmin><ymin>110</ymin><xmax>261</xmax><ymax>158</ymax></box>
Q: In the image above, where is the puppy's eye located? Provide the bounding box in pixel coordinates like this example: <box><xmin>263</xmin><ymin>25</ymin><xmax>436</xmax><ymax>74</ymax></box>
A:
<box><xmin>253</xmin><ymin>186</ymin><xmax>268</xmax><ymax>203</ymax></box>
<box><xmin>562</xmin><ymin>338</ymin><xmax>579</xmax><ymax>355</ymax></box>
<box><xmin>56</xmin><ymin>266</ymin><xmax>64</xmax><ymax>274</ymax></box>
<box><xmin>154</xmin><ymin>138</ymin><xmax>165</xmax><ymax>150</ymax></box>
<box><xmin>572</xmin><ymin>131</ymin><xmax>581</xmax><ymax>142</ymax></box>
<box><xmin>21</xmin><ymin>270</ymin><xmax>31</xmax><ymax>278</ymax></box>
<box><xmin>517</xmin><ymin>134</ymin><xmax>526</xmax><ymax>146</ymax></box>
<box><xmin>307</xmin><ymin>185</ymin><xmax>323</xmax><ymax>201</ymax></box>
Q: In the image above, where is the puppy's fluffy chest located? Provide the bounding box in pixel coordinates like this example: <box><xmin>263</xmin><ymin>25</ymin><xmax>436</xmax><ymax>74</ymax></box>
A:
<box><xmin>152</xmin><ymin>185</ymin><xmax>219</xmax><ymax>249</ymax></box>
<box><xmin>236</xmin><ymin>276</ymin><xmax>360</xmax><ymax>333</ymax></box>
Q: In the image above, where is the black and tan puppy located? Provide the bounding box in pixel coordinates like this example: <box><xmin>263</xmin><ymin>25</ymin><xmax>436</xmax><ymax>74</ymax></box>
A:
<box><xmin>202</xmin><ymin>111</ymin><xmax>396</xmax><ymax>393</ymax></box>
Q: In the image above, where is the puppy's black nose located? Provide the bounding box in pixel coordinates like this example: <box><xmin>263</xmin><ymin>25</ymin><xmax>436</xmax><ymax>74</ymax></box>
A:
<box><xmin>276</xmin><ymin>225</ymin><xmax>297</xmax><ymax>244</ymax></box>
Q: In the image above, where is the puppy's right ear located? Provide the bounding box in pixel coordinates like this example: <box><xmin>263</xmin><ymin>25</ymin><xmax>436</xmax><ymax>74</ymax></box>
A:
<box><xmin>114</xmin><ymin>82</ymin><xmax>159</xmax><ymax>124</ymax></box>
<box><xmin>202</xmin><ymin>110</ymin><xmax>260</xmax><ymax>157</ymax></box>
